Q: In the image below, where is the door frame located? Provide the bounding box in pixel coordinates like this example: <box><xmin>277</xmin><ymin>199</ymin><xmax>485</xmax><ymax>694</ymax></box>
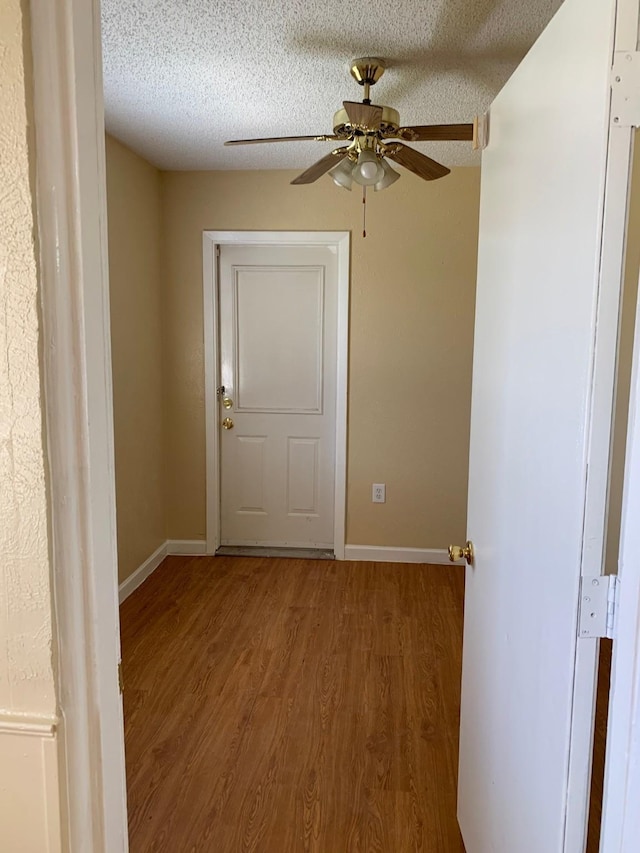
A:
<box><xmin>203</xmin><ymin>231</ymin><xmax>350</xmax><ymax>559</ymax></box>
<box><xmin>29</xmin><ymin>0</ymin><xmax>128</xmax><ymax>850</ymax></box>
<box><xmin>565</xmin><ymin>4</ymin><xmax>639</xmax><ymax>846</ymax></box>
<box><xmin>600</xmin><ymin>262</ymin><xmax>640</xmax><ymax>849</ymax></box>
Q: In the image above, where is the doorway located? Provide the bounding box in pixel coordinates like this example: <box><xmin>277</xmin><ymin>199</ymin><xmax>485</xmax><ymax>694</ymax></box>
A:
<box><xmin>203</xmin><ymin>232</ymin><xmax>350</xmax><ymax>559</ymax></box>
<box><xmin>30</xmin><ymin>0</ymin><xmax>640</xmax><ymax>849</ymax></box>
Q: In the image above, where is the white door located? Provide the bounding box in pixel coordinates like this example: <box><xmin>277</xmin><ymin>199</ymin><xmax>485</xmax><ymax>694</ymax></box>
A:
<box><xmin>218</xmin><ymin>243</ymin><xmax>338</xmax><ymax>549</ymax></box>
<box><xmin>458</xmin><ymin>1</ymin><xmax>636</xmax><ymax>851</ymax></box>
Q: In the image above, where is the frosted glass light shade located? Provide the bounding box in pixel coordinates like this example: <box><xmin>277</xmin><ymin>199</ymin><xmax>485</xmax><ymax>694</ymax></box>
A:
<box><xmin>329</xmin><ymin>158</ymin><xmax>354</xmax><ymax>190</ymax></box>
<box><xmin>352</xmin><ymin>149</ymin><xmax>384</xmax><ymax>186</ymax></box>
<box><xmin>374</xmin><ymin>158</ymin><xmax>401</xmax><ymax>191</ymax></box>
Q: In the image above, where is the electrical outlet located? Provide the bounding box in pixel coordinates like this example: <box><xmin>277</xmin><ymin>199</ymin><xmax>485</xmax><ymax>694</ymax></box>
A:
<box><xmin>372</xmin><ymin>483</ymin><xmax>386</xmax><ymax>503</ymax></box>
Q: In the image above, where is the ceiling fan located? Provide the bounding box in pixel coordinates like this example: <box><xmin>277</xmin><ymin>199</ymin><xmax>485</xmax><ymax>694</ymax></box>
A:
<box><xmin>225</xmin><ymin>57</ymin><xmax>476</xmax><ymax>192</ymax></box>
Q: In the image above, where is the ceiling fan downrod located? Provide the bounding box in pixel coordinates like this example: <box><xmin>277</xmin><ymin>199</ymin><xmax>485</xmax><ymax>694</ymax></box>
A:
<box><xmin>350</xmin><ymin>57</ymin><xmax>386</xmax><ymax>105</ymax></box>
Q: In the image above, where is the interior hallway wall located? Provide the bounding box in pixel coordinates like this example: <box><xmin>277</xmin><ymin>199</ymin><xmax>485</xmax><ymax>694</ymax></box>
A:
<box><xmin>106</xmin><ymin>135</ymin><xmax>167</xmax><ymax>583</ymax></box>
<box><xmin>0</xmin><ymin>0</ymin><xmax>61</xmax><ymax>849</ymax></box>
<box><xmin>162</xmin><ymin>167</ymin><xmax>481</xmax><ymax>548</ymax></box>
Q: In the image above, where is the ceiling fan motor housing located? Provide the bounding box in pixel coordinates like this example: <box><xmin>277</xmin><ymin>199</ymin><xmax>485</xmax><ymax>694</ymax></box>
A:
<box><xmin>333</xmin><ymin>105</ymin><xmax>400</xmax><ymax>138</ymax></box>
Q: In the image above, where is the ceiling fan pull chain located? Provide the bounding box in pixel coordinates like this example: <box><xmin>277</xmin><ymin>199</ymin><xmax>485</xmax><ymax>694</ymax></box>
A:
<box><xmin>362</xmin><ymin>186</ymin><xmax>367</xmax><ymax>238</ymax></box>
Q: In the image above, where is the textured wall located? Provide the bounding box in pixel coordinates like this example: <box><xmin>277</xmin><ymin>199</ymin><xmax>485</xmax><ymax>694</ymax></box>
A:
<box><xmin>0</xmin><ymin>0</ymin><xmax>55</xmax><ymax>716</ymax></box>
<box><xmin>162</xmin><ymin>168</ymin><xmax>480</xmax><ymax>548</ymax></box>
<box><xmin>105</xmin><ymin>134</ymin><xmax>166</xmax><ymax>583</ymax></box>
<box><xmin>0</xmin><ymin>1</ymin><xmax>61</xmax><ymax>849</ymax></box>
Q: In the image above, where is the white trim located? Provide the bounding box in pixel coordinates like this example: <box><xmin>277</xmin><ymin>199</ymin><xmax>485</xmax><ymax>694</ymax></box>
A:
<box><xmin>118</xmin><ymin>540</ymin><xmax>209</xmax><ymax>603</ymax></box>
<box><xmin>167</xmin><ymin>539</ymin><xmax>208</xmax><ymax>555</ymax></box>
<box><xmin>600</xmin><ymin>235</ymin><xmax>640</xmax><ymax>849</ymax></box>
<box><xmin>203</xmin><ymin>234</ymin><xmax>219</xmax><ymax>554</ymax></box>
<box><xmin>118</xmin><ymin>543</ymin><xmax>168</xmax><ymax>603</ymax></box>
<box><xmin>0</xmin><ymin>715</ymin><xmax>58</xmax><ymax>738</ymax></box>
<box><xmin>29</xmin><ymin>0</ymin><xmax>128</xmax><ymax>850</ymax></box>
<box><xmin>565</xmin><ymin>5</ymin><xmax>639</xmax><ymax>849</ymax></box>
<box><xmin>344</xmin><ymin>545</ymin><xmax>460</xmax><ymax>565</ymax></box>
<box><xmin>599</xmin><ymin>7</ymin><xmax>640</xmax><ymax>851</ymax></box>
<box><xmin>333</xmin><ymin>237</ymin><xmax>349</xmax><ymax>562</ymax></box>
<box><xmin>203</xmin><ymin>231</ymin><xmax>350</xmax><ymax>560</ymax></box>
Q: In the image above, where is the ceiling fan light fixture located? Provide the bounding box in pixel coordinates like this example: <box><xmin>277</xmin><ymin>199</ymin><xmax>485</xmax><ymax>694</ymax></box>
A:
<box><xmin>374</xmin><ymin>158</ymin><xmax>401</xmax><ymax>192</ymax></box>
<box><xmin>329</xmin><ymin>157</ymin><xmax>354</xmax><ymax>190</ymax></box>
<box><xmin>352</xmin><ymin>148</ymin><xmax>384</xmax><ymax>186</ymax></box>
<box><xmin>225</xmin><ymin>57</ymin><xmax>474</xmax><ymax>213</ymax></box>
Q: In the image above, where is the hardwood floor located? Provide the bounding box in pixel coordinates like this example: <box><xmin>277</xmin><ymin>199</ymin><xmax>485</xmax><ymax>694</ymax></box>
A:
<box><xmin>120</xmin><ymin>556</ymin><xmax>466</xmax><ymax>852</ymax></box>
<box><xmin>586</xmin><ymin>639</ymin><xmax>613</xmax><ymax>853</ymax></box>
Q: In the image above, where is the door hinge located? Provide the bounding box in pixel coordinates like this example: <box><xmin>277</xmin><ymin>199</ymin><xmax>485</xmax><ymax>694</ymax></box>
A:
<box><xmin>118</xmin><ymin>661</ymin><xmax>124</xmax><ymax>694</ymax></box>
<box><xmin>611</xmin><ymin>51</ymin><xmax>640</xmax><ymax>127</ymax></box>
<box><xmin>216</xmin><ymin>245</ymin><xmax>220</xmax><ymax>258</ymax></box>
<box><xmin>578</xmin><ymin>575</ymin><xmax>619</xmax><ymax>639</ymax></box>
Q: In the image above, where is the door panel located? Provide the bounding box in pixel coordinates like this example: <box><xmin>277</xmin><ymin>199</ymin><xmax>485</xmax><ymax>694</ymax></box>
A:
<box><xmin>234</xmin><ymin>267</ymin><xmax>324</xmax><ymax>412</ymax></box>
<box><xmin>458</xmin><ymin>0</ymin><xmax>633</xmax><ymax>851</ymax></box>
<box><xmin>287</xmin><ymin>437</ymin><xmax>320</xmax><ymax>515</ymax></box>
<box><xmin>219</xmin><ymin>244</ymin><xmax>337</xmax><ymax>548</ymax></box>
<box><xmin>236</xmin><ymin>436</ymin><xmax>267</xmax><ymax>514</ymax></box>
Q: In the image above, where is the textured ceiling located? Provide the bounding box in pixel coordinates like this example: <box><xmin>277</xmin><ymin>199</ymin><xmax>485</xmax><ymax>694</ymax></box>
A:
<box><xmin>101</xmin><ymin>0</ymin><xmax>562</xmax><ymax>171</ymax></box>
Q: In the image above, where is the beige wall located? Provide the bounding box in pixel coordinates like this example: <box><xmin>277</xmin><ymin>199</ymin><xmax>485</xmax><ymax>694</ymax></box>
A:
<box><xmin>162</xmin><ymin>168</ymin><xmax>480</xmax><ymax>547</ymax></box>
<box><xmin>0</xmin><ymin>0</ymin><xmax>61</xmax><ymax>849</ymax></box>
<box><xmin>606</xmin><ymin>129</ymin><xmax>640</xmax><ymax>573</ymax></box>
<box><xmin>106</xmin><ymin>135</ymin><xmax>166</xmax><ymax>583</ymax></box>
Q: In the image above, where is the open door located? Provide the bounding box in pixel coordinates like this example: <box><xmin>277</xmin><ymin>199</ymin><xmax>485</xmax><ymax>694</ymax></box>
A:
<box><xmin>457</xmin><ymin>1</ymin><xmax>638</xmax><ymax>851</ymax></box>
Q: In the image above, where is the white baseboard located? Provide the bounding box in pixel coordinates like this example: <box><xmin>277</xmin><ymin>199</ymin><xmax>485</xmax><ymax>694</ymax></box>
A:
<box><xmin>344</xmin><ymin>545</ymin><xmax>461</xmax><ymax>565</ymax></box>
<box><xmin>167</xmin><ymin>539</ymin><xmax>207</xmax><ymax>555</ymax></box>
<box><xmin>118</xmin><ymin>540</ymin><xmax>210</xmax><ymax>603</ymax></box>
<box><xmin>118</xmin><ymin>542</ymin><xmax>168</xmax><ymax>603</ymax></box>
<box><xmin>119</xmin><ymin>541</ymin><xmax>454</xmax><ymax>603</ymax></box>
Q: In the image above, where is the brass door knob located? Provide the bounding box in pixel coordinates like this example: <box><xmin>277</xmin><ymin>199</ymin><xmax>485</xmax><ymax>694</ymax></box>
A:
<box><xmin>222</xmin><ymin>397</ymin><xmax>233</xmax><ymax>409</ymax></box>
<box><xmin>222</xmin><ymin>417</ymin><xmax>234</xmax><ymax>430</ymax></box>
<box><xmin>448</xmin><ymin>541</ymin><xmax>474</xmax><ymax>565</ymax></box>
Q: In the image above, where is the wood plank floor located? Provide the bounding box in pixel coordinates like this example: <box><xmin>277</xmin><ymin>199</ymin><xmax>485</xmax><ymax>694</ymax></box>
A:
<box><xmin>120</xmin><ymin>556</ymin><xmax>466</xmax><ymax>852</ymax></box>
<box><xmin>586</xmin><ymin>639</ymin><xmax>613</xmax><ymax>853</ymax></box>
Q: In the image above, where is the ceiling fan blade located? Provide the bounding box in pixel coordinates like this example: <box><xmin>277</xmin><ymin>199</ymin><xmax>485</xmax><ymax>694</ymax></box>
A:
<box><xmin>343</xmin><ymin>101</ymin><xmax>383</xmax><ymax>130</ymax></box>
<box><xmin>385</xmin><ymin>143</ymin><xmax>450</xmax><ymax>181</ymax></box>
<box><xmin>291</xmin><ymin>148</ymin><xmax>351</xmax><ymax>185</ymax></box>
<box><xmin>395</xmin><ymin>123</ymin><xmax>474</xmax><ymax>142</ymax></box>
<box><xmin>225</xmin><ymin>134</ymin><xmax>340</xmax><ymax>146</ymax></box>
